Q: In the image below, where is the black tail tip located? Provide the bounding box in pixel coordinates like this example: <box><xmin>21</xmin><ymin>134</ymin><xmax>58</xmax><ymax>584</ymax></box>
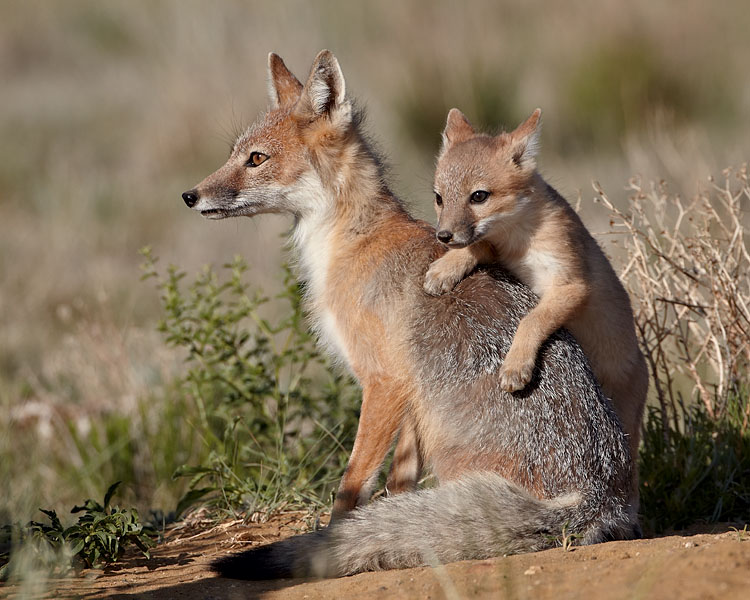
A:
<box><xmin>211</xmin><ymin>546</ymin><xmax>295</xmax><ymax>580</ymax></box>
<box><xmin>211</xmin><ymin>552</ymin><xmax>249</xmax><ymax>579</ymax></box>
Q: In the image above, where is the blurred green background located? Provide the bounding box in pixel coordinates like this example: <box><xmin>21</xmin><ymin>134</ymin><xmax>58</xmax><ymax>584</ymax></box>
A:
<box><xmin>1</xmin><ymin>0</ymin><xmax>748</xmax><ymax>520</ymax></box>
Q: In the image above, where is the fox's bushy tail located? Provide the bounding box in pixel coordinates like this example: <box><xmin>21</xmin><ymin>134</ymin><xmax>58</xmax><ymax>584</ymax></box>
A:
<box><xmin>212</xmin><ymin>472</ymin><xmax>633</xmax><ymax>579</ymax></box>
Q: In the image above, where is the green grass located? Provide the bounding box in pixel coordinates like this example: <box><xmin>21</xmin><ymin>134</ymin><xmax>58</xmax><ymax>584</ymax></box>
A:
<box><xmin>639</xmin><ymin>391</ymin><xmax>750</xmax><ymax>534</ymax></box>
<box><xmin>0</xmin><ymin>381</ymin><xmax>204</xmax><ymax>525</ymax></box>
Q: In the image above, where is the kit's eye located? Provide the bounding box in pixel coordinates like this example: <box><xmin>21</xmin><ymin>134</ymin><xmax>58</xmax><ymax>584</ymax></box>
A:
<box><xmin>246</xmin><ymin>152</ymin><xmax>269</xmax><ymax>167</ymax></box>
<box><xmin>435</xmin><ymin>193</ymin><xmax>443</xmax><ymax>206</ymax></box>
<box><xmin>470</xmin><ymin>190</ymin><xmax>489</xmax><ymax>204</ymax></box>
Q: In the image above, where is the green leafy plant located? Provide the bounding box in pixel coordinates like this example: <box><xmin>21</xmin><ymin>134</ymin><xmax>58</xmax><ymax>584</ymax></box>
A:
<box><xmin>140</xmin><ymin>249</ymin><xmax>361</xmax><ymax>520</ymax></box>
<box><xmin>64</xmin><ymin>481</ymin><xmax>157</xmax><ymax>567</ymax></box>
<box><xmin>0</xmin><ymin>482</ymin><xmax>157</xmax><ymax>580</ymax></box>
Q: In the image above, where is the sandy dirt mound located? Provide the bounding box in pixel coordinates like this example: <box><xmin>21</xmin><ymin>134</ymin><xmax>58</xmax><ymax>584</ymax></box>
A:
<box><xmin>6</xmin><ymin>513</ymin><xmax>750</xmax><ymax>599</ymax></box>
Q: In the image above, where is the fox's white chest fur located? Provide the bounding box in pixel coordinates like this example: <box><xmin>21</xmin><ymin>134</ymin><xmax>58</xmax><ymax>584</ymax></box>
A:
<box><xmin>289</xmin><ymin>172</ymin><xmax>352</xmax><ymax>368</ymax></box>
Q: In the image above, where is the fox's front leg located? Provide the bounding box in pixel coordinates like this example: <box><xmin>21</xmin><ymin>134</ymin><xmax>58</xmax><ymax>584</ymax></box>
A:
<box><xmin>424</xmin><ymin>241</ymin><xmax>494</xmax><ymax>296</ymax></box>
<box><xmin>500</xmin><ymin>282</ymin><xmax>589</xmax><ymax>392</ymax></box>
<box><xmin>385</xmin><ymin>414</ymin><xmax>422</xmax><ymax>496</ymax></box>
<box><xmin>331</xmin><ymin>378</ymin><xmax>410</xmax><ymax>521</ymax></box>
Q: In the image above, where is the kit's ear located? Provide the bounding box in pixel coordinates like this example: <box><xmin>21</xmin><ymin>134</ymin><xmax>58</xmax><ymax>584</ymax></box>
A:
<box><xmin>507</xmin><ymin>108</ymin><xmax>542</xmax><ymax>169</ymax></box>
<box><xmin>440</xmin><ymin>108</ymin><xmax>476</xmax><ymax>157</ymax></box>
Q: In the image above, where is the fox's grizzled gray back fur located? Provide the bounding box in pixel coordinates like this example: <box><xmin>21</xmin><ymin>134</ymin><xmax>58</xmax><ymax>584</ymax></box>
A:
<box><xmin>382</xmin><ymin>231</ymin><xmax>631</xmax><ymax>508</ymax></box>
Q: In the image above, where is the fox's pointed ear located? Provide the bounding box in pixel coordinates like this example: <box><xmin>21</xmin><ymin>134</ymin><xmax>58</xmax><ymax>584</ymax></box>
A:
<box><xmin>440</xmin><ymin>109</ymin><xmax>475</xmax><ymax>156</ymax></box>
<box><xmin>295</xmin><ymin>50</ymin><xmax>351</xmax><ymax>125</ymax></box>
<box><xmin>267</xmin><ymin>53</ymin><xmax>303</xmax><ymax>109</ymax></box>
<box><xmin>507</xmin><ymin>108</ymin><xmax>542</xmax><ymax>170</ymax></box>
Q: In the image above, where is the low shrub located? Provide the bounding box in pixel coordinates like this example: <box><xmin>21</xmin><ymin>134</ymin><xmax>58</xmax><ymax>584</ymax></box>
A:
<box><xmin>141</xmin><ymin>250</ymin><xmax>361</xmax><ymax>520</ymax></box>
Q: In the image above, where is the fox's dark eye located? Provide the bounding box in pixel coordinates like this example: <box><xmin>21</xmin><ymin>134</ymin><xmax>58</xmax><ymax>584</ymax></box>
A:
<box><xmin>470</xmin><ymin>190</ymin><xmax>489</xmax><ymax>204</ymax></box>
<box><xmin>435</xmin><ymin>193</ymin><xmax>443</xmax><ymax>206</ymax></box>
<box><xmin>246</xmin><ymin>152</ymin><xmax>269</xmax><ymax>167</ymax></box>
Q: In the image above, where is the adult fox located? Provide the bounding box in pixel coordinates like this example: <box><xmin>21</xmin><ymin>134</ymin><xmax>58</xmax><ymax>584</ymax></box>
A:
<box><xmin>182</xmin><ymin>50</ymin><xmax>637</xmax><ymax>579</ymax></box>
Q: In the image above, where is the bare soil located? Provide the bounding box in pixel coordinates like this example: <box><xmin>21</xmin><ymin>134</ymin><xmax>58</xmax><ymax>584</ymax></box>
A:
<box><xmin>5</xmin><ymin>514</ymin><xmax>750</xmax><ymax>599</ymax></box>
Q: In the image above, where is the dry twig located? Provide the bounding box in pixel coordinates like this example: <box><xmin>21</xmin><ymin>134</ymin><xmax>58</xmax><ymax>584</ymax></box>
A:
<box><xmin>593</xmin><ymin>165</ymin><xmax>750</xmax><ymax>429</ymax></box>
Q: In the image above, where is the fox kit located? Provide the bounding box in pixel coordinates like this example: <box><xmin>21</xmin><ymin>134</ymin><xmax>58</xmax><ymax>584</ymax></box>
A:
<box><xmin>425</xmin><ymin>108</ymin><xmax>648</xmax><ymax>464</ymax></box>
<box><xmin>183</xmin><ymin>50</ymin><xmax>637</xmax><ymax>579</ymax></box>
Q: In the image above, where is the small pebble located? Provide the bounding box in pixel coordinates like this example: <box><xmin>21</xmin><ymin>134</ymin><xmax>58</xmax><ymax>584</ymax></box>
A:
<box><xmin>524</xmin><ymin>565</ymin><xmax>542</xmax><ymax>575</ymax></box>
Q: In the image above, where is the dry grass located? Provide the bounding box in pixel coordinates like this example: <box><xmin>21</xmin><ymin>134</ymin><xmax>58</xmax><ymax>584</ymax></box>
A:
<box><xmin>595</xmin><ymin>167</ymin><xmax>750</xmax><ymax>427</ymax></box>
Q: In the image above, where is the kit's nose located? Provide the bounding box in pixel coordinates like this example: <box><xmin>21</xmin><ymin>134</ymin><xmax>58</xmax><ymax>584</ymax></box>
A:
<box><xmin>436</xmin><ymin>230</ymin><xmax>453</xmax><ymax>244</ymax></box>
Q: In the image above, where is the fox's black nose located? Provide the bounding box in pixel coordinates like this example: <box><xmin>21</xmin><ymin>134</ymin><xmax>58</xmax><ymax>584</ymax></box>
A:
<box><xmin>182</xmin><ymin>190</ymin><xmax>198</xmax><ymax>207</ymax></box>
<box><xmin>436</xmin><ymin>230</ymin><xmax>453</xmax><ymax>244</ymax></box>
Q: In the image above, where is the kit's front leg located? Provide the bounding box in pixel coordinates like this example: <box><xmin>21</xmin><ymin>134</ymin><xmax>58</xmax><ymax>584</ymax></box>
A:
<box><xmin>500</xmin><ymin>281</ymin><xmax>588</xmax><ymax>392</ymax></box>
<box><xmin>330</xmin><ymin>378</ymin><xmax>409</xmax><ymax>521</ymax></box>
<box><xmin>424</xmin><ymin>240</ymin><xmax>495</xmax><ymax>296</ymax></box>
